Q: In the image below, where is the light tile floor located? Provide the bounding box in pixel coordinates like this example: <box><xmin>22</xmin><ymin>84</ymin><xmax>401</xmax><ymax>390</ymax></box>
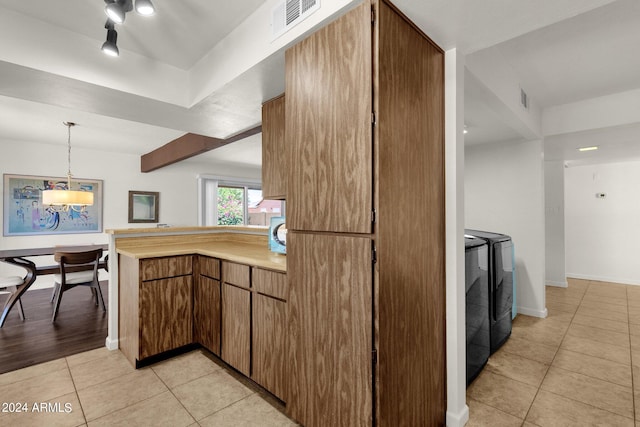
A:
<box><xmin>4</xmin><ymin>278</ymin><xmax>637</xmax><ymax>426</ymax></box>
<box><xmin>467</xmin><ymin>278</ymin><xmax>640</xmax><ymax>426</ymax></box>
<box><xmin>0</xmin><ymin>347</ymin><xmax>297</xmax><ymax>426</ymax></box>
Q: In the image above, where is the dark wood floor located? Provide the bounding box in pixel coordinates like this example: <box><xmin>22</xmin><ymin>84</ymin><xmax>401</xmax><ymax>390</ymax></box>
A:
<box><xmin>0</xmin><ymin>282</ymin><xmax>108</xmax><ymax>374</ymax></box>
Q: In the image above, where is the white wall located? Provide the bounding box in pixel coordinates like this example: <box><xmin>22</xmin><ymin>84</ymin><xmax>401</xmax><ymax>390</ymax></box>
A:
<box><xmin>0</xmin><ymin>139</ymin><xmax>259</xmax><ymax>285</ymax></box>
<box><xmin>545</xmin><ymin>160</ymin><xmax>566</xmax><ymax>287</ymax></box>
<box><xmin>465</xmin><ymin>139</ymin><xmax>546</xmax><ymax>318</ymax></box>
<box><xmin>565</xmin><ymin>160</ymin><xmax>640</xmax><ymax>285</ymax></box>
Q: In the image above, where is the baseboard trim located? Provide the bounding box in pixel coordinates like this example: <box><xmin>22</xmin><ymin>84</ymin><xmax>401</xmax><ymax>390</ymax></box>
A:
<box><xmin>105</xmin><ymin>337</ymin><xmax>118</xmax><ymax>351</ymax></box>
<box><xmin>446</xmin><ymin>404</ymin><xmax>469</xmax><ymax>427</ymax></box>
<box><xmin>546</xmin><ymin>280</ymin><xmax>567</xmax><ymax>288</ymax></box>
<box><xmin>517</xmin><ymin>306</ymin><xmax>547</xmax><ymax>318</ymax></box>
<box><xmin>566</xmin><ymin>274</ymin><xmax>640</xmax><ymax>286</ymax></box>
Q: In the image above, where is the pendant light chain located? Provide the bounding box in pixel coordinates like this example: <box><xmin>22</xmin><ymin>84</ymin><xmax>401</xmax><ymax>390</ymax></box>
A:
<box><xmin>65</xmin><ymin>122</ymin><xmax>75</xmax><ymax>190</ymax></box>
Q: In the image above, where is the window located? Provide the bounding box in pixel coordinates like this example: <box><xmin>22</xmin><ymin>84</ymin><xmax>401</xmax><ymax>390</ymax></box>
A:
<box><xmin>198</xmin><ymin>176</ymin><xmax>283</xmax><ymax>227</ymax></box>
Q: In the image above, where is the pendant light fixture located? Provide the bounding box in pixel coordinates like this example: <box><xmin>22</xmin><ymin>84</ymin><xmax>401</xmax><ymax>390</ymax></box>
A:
<box><xmin>42</xmin><ymin>122</ymin><xmax>94</xmax><ymax>212</ymax></box>
<box><xmin>101</xmin><ymin>0</ymin><xmax>156</xmax><ymax>56</ymax></box>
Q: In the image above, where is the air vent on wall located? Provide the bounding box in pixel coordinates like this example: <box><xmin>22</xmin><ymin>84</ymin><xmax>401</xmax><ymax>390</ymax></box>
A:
<box><xmin>272</xmin><ymin>0</ymin><xmax>320</xmax><ymax>40</ymax></box>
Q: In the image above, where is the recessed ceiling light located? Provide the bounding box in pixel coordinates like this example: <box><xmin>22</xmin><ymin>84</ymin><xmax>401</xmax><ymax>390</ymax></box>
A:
<box><xmin>463</xmin><ymin>125</ymin><xmax>468</xmax><ymax>134</ymax></box>
<box><xmin>578</xmin><ymin>146</ymin><xmax>598</xmax><ymax>152</ymax></box>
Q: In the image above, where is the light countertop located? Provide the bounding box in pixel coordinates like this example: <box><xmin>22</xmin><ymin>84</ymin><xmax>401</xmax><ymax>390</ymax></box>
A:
<box><xmin>116</xmin><ymin>240</ymin><xmax>286</xmax><ymax>272</ymax></box>
<box><xmin>106</xmin><ymin>225</ymin><xmax>268</xmax><ymax>235</ymax></box>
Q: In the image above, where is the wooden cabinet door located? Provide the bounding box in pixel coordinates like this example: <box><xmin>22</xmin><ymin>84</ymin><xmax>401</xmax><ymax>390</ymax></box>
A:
<box><xmin>139</xmin><ymin>275</ymin><xmax>193</xmax><ymax>359</ymax></box>
<box><xmin>287</xmin><ymin>232</ymin><xmax>373</xmax><ymax>427</ymax></box>
<box><xmin>221</xmin><ymin>283</ymin><xmax>251</xmax><ymax>376</ymax></box>
<box><xmin>194</xmin><ymin>275</ymin><xmax>221</xmax><ymax>355</ymax></box>
<box><xmin>252</xmin><ymin>293</ymin><xmax>286</xmax><ymax>401</ymax></box>
<box><xmin>262</xmin><ymin>94</ymin><xmax>286</xmax><ymax>199</ymax></box>
<box><xmin>285</xmin><ymin>1</ymin><xmax>372</xmax><ymax>234</ymax></box>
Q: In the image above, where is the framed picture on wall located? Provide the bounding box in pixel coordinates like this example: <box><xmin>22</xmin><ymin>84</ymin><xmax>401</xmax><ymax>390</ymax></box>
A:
<box><xmin>3</xmin><ymin>173</ymin><xmax>103</xmax><ymax>236</ymax></box>
<box><xmin>128</xmin><ymin>191</ymin><xmax>159</xmax><ymax>223</ymax></box>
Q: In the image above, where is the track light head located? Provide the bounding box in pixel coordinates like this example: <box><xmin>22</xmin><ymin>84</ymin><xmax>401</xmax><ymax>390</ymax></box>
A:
<box><xmin>105</xmin><ymin>1</ymin><xmax>125</xmax><ymax>24</ymax></box>
<box><xmin>104</xmin><ymin>0</ymin><xmax>133</xmax><ymax>24</ymax></box>
<box><xmin>101</xmin><ymin>26</ymin><xmax>119</xmax><ymax>57</ymax></box>
<box><xmin>135</xmin><ymin>0</ymin><xmax>155</xmax><ymax>16</ymax></box>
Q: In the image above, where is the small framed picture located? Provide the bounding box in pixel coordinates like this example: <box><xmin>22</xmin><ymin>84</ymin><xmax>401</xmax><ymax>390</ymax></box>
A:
<box><xmin>128</xmin><ymin>191</ymin><xmax>159</xmax><ymax>223</ymax></box>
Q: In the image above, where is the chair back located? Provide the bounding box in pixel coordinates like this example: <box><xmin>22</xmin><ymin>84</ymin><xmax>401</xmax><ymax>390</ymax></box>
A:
<box><xmin>54</xmin><ymin>249</ymin><xmax>103</xmax><ymax>284</ymax></box>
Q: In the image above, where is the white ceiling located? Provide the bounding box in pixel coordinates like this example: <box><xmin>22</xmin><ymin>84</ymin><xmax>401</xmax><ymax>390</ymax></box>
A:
<box><xmin>0</xmin><ymin>0</ymin><xmax>638</xmax><ymax>167</ymax></box>
<box><xmin>493</xmin><ymin>0</ymin><xmax>640</xmax><ymax>108</ymax></box>
<box><xmin>0</xmin><ymin>0</ymin><xmax>267</xmax><ymax>70</ymax></box>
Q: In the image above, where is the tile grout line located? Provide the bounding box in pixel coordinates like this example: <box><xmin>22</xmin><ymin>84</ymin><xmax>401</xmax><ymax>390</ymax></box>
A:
<box><xmin>77</xmin><ymin>365</ymin><xmax>168</xmax><ymax>424</ymax></box>
<box><xmin>520</xmin><ymin>280</ymin><xmax>588</xmax><ymax>423</ymax></box>
<box><xmin>151</xmin><ymin>361</ymin><xmax>257</xmax><ymax>424</ymax></box>
<box><xmin>535</xmin><ymin>281</ymin><xmax>635</xmax><ymax>422</ymax></box>
<box><xmin>64</xmin><ymin>357</ymin><xmax>88</xmax><ymax>426</ymax></box>
<box><xmin>150</xmin><ymin>364</ymin><xmax>200</xmax><ymax>424</ymax></box>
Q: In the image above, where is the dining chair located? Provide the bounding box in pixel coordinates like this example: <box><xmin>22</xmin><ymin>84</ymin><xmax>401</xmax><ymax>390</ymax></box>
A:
<box><xmin>51</xmin><ymin>248</ymin><xmax>104</xmax><ymax>322</ymax></box>
<box><xmin>0</xmin><ymin>276</ymin><xmax>25</xmax><ymax>322</ymax></box>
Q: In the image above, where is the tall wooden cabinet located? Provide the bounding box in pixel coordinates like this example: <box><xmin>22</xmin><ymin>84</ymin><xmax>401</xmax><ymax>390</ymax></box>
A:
<box><xmin>285</xmin><ymin>0</ymin><xmax>445</xmax><ymax>426</ymax></box>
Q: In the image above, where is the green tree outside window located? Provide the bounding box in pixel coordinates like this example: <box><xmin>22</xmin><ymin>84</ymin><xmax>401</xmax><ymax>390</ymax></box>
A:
<box><xmin>217</xmin><ymin>187</ymin><xmax>244</xmax><ymax>225</ymax></box>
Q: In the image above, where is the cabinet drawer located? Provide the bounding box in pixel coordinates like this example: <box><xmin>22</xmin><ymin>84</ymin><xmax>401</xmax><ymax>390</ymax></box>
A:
<box><xmin>141</xmin><ymin>256</ymin><xmax>192</xmax><ymax>281</ymax></box>
<box><xmin>252</xmin><ymin>268</ymin><xmax>287</xmax><ymax>300</ymax></box>
<box><xmin>200</xmin><ymin>256</ymin><xmax>220</xmax><ymax>280</ymax></box>
<box><xmin>222</xmin><ymin>261</ymin><xmax>250</xmax><ymax>289</ymax></box>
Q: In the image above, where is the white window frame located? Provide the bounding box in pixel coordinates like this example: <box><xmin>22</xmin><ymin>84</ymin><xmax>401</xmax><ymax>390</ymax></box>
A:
<box><xmin>197</xmin><ymin>175</ymin><xmax>262</xmax><ymax>226</ymax></box>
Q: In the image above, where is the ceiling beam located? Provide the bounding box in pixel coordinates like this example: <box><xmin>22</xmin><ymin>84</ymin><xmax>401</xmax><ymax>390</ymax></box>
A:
<box><xmin>141</xmin><ymin>125</ymin><xmax>262</xmax><ymax>172</ymax></box>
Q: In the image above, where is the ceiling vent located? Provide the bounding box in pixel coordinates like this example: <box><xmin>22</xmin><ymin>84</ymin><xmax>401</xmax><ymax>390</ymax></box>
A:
<box><xmin>272</xmin><ymin>0</ymin><xmax>320</xmax><ymax>40</ymax></box>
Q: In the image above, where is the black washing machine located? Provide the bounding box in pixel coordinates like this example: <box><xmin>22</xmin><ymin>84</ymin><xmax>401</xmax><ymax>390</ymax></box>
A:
<box><xmin>465</xmin><ymin>229</ymin><xmax>514</xmax><ymax>354</ymax></box>
<box><xmin>465</xmin><ymin>235</ymin><xmax>490</xmax><ymax>385</ymax></box>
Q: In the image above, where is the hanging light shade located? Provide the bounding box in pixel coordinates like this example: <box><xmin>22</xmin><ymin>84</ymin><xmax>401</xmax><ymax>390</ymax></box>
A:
<box><xmin>42</xmin><ymin>189</ymin><xmax>94</xmax><ymax>206</ymax></box>
<box><xmin>42</xmin><ymin>122</ymin><xmax>94</xmax><ymax>211</ymax></box>
<box><xmin>135</xmin><ymin>0</ymin><xmax>155</xmax><ymax>16</ymax></box>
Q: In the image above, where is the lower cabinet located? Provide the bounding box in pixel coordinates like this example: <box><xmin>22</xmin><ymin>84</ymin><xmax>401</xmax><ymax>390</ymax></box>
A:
<box><xmin>119</xmin><ymin>254</ymin><xmax>194</xmax><ymax>366</ymax></box>
<box><xmin>219</xmin><ymin>265</ymin><xmax>288</xmax><ymax>401</ymax></box>
<box><xmin>194</xmin><ymin>275</ymin><xmax>221</xmax><ymax>355</ymax></box>
<box><xmin>221</xmin><ymin>282</ymin><xmax>251</xmax><ymax>376</ymax></box>
<box><xmin>140</xmin><ymin>275</ymin><xmax>193</xmax><ymax>359</ymax></box>
<box><xmin>195</xmin><ymin>256</ymin><xmax>222</xmax><ymax>355</ymax></box>
<box><xmin>119</xmin><ymin>253</ymin><xmax>287</xmax><ymax>402</ymax></box>
<box><xmin>252</xmin><ymin>292</ymin><xmax>287</xmax><ymax>401</ymax></box>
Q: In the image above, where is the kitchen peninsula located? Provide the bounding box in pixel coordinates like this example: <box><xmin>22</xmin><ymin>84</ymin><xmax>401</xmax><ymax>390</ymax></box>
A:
<box><xmin>105</xmin><ymin>226</ymin><xmax>287</xmax><ymax>400</ymax></box>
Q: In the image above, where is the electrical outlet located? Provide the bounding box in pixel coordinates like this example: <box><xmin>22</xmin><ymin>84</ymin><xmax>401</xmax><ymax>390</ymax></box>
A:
<box><xmin>595</xmin><ymin>193</ymin><xmax>606</xmax><ymax>199</ymax></box>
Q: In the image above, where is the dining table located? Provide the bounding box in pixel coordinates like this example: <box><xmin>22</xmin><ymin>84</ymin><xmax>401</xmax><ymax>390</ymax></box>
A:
<box><xmin>0</xmin><ymin>244</ymin><xmax>108</xmax><ymax>327</ymax></box>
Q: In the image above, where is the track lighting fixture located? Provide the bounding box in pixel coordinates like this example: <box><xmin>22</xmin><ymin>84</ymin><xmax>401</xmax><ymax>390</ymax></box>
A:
<box><xmin>101</xmin><ymin>21</ymin><xmax>119</xmax><ymax>57</ymax></box>
<box><xmin>101</xmin><ymin>0</ymin><xmax>156</xmax><ymax>57</ymax></box>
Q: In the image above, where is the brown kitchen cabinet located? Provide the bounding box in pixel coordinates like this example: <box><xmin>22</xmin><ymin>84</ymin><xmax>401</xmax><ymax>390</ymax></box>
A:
<box><xmin>287</xmin><ymin>232</ymin><xmax>372</xmax><ymax>426</ymax></box>
<box><xmin>194</xmin><ymin>256</ymin><xmax>221</xmax><ymax>355</ymax></box>
<box><xmin>221</xmin><ymin>261</ymin><xmax>251</xmax><ymax>376</ymax></box>
<box><xmin>262</xmin><ymin>94</ymin><xmax>286</xmax><ymax>199</ymax></box>
<box><xmin>285</xmin><ymin>0</ymin><xmax>445</xmax><ymax>425</ymax></box>
<box><xmin>119</xmin><ymin>254</ymin><xmax>193</xmax><ymax>366</ymax></box>
<box><xmin>251</xmin><ymin>268</ymin><xmax>287</xmax><ymax>401</ymax></box>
